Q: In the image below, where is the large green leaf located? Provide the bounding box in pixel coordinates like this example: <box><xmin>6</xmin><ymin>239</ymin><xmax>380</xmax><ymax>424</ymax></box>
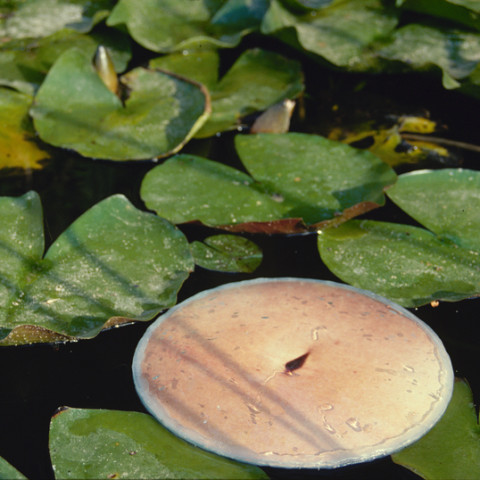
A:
<box><xmin>386</xmin><ymin>169</ymin><xmax>480</xmax><ymax>250</ymax></box>
<box><xmin>0</xmin><ymin>88</ymin><xmax>50</xmax><ymax>172</ymax></box>
<box><xmin>151</xmin><ymin>48</ymin><xmax>304</xmax><ymax>138</ymax></box>
<box><xmin>398</xmin><ymin>0</ymin><xmax>480</xmax><ymax>31</ymax></box>
<box><xmin>392</xmin><ymin>378</ymin><xmax>480</xmax><ymax>479</ymax></box>
<box><xmin>236</xmin><ymin>133</ymin><xmax>396</xmax><ymax>224</ymax></box>
<box><xmin>141</xmin><ymin>133</ymin><xmax>396</xmax><ymax>233</ymax></box>
<box><xmin>318</xmin><ymin>169</ymin><xmax>480</xmax><ymax>306</ymax></box>
<box><xmin>141</xmin><ymin>154</ymin><xmax>287</xmax><ymax>228</ymax></box>
<box><xmin>106</xmin><ymin>0</ymin><xmax>258</xmax><ymax>53</ymax></box>
<box><xmin>261</xmin><ymin>0</ymin><xmax>399</xmax><ymax>70</ymax></box>
<box><xmin>49</xmin><ymin>407</ymin><xmax>268</xmax><ymax>479</ymax></box>
<box><xmin>317</xmin><ymin>219</ymin><xmax>480</xmax><ymax>307</ymax></box>
<box><xmin>30</xmin><ymin>48</ymin><xmax>209</xmax><ymax>160</ymax></box>
<box><xmin>0</xmin><ymin>0</ymin><xmax>113</xmax><ymax>40</ymax></box>
<box><xmin>378</xmin><ymin>24</ymin><xmax>480</xmax><ymax>89</ymax></box>
<box><xmin>0</xmin><ymin>457</ymin><xmax>27</xmax><ymax>480</ymax></box>
<box><xmin>0</xmin><ymin>29</ymin><xmax>131</xmax><ymax>95</ymax></box>
<box><xmin>191</xmin><ymin>234</ymin><xmax>263</xmax><ymax>273</ymax></box>
<box><xmin>0</xmin><ymin>192</ymin><xmax>194</xmax><ymax>345</ymax></box>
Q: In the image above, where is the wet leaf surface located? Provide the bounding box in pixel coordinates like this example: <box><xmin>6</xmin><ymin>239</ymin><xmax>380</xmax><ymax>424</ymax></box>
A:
<box><xmin>30</xmin><ymin>48</ymin><xmax>209</xmax><ymax>160</ymax></box>
<box><xmin>191</xmin><ymin>234</ymin><xmax>262</xmax><ymax>273</ymax></box>
<box><xmin>0</xmin><ymin>0</ymin><xmax>114</xmax><ymax>40</ymax></box>
<box><xmin>0</xmin><ymin>192</ymin><xmax>194</xmax><ymax>345</ymax></box>
<box><xmin>49</xmin><ymin>407</ymin><xmax>268</xmax><ymax>479</ymax></box>
<box><xmin>0</xmin><ymin>88</ymin><xmax>50</xmax><ymax>172</ymax></box>
<box><xmin>0</xmin><ymin>457</ymin><xmax>27</xmax><ymax>480</ymax></box>
<box><xmin>386</xmin><ymin>169</ymin><xmax>480</xmax><ymax>250</ymax></box>
<box><xmin>141</xmin><ymin>133</ymin><xmax>396</xmax><ymax>232</ymax></box>
<box><xmin>261</xmin><ymin>0</ymin><xmax>399</xmax><ymax>70</ymax></box>
<box><xmin>379</xmin><ymin>24</ymin><xmax>480</xmax><ymax>89</ymax></box>
<box><xmin>151</xmin><ymin>48</ymin><xmax>304</xmax><ymax>138</ymax></box>
<box><xmin>106</xmin><ymin>0</ymin><xmax>258</xmax><ymax>53</ymax></box>
<box><xmin>317</xmin><ymin>216</ymin><xmax>480</xmax><ymax>307</ymax></box>
<box><xmin>149</xmin><ymin>49</ymin><xmax>219</xmax><ymax>91</ymax></box>
<box><xmin>392</xmin><ymin>378</ymin><xmax>480</xmax><ymax>479</ymax></box>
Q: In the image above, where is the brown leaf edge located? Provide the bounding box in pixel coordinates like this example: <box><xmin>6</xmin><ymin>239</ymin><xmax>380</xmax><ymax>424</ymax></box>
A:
<box><xmin>187</xmin><ymin>200</ymin><xmax>382</xmax><ymax>235</ymax></box>
<box><xmin>0</xmin><ymin>316</ymin><xmax>135</xmax><ymax>346</ymax></box>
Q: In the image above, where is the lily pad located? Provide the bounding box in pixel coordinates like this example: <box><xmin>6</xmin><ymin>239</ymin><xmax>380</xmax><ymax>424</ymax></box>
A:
<box><xmin>106</xmin><ymin>0</ymin><xmax>255</xmax><ymax>53</ymax></box>
<box><xmin>318</xmin><ymin>169</ymin><xmax>480</xmax><ymax>306</ymax></box>
<box><xmin>151</xmin><ymin>48</ymin><xmax>304</xmax><ymax>138</ymax></box>
<box><xmin>386</xmin><ymin>169</ymin><xmax>480</xmax><ymax>250</ymax></box>
<box><xmin>399</xmin><ymin>0</ymin><xmax>480</xmax><ymax>31</ymax></box>
<box><xmin>150</xmin><ymin>49</ymin><xmax>219</xmax><ymax>91</ymax></box>
<box><xmin>0</xmin><ymin>29</ymin><xmax>131</xmax><ymax>95</ymax></box>
<box><xmin>378</xmin><ymin>24</ymin><xmax>480</xmax><ymax>89</ymax></box>
<box><xmin>0</xmin><ymin>0</ymin><xmax>114</xmax><ymax>40</ymax></box>
<box><xmin>30</xmin><ymin>47</ymin><xmax>209</xmax><ymax>160</ymax></box>
<box><xmin>0</xmin><ymin>457</ymin><xmax>27</xmax><ymax>480</ymax></box>
<box><xmin>261</xmin><ymin>0</ymin><xmax>398</xmax><ymax>70</ymax></box>
<box><xmin>140</xmin><ymin>133</ymin><xmax>396</xmax><ymax>233</ymax></box>
<box><xmin>0</xmin><ymin>88</ymin><xmax>50</xmax><ymax>172</ymax></box>
<box><xmin>49</xmin><ymin>407</ymin><xmax>268</xmax><ymax>479</ymax></box>
<box><xmin>191</xmin><ymin>234</ymin><xmax>262</xmax><ymax>272</ymax></box>
<box><xmin>392</xmin><ymin>378</ymin><xmax>480</xmax><ymax>479</ymax></box>
<box><xmin>0</xmin><ymin>192</ymin><xmax>194</xmax><ymax>345</ymax></box>
<box><xmin>317</xmin><ymin>219</ymin><xmax>480</xmax><ymax>306</ymax></box>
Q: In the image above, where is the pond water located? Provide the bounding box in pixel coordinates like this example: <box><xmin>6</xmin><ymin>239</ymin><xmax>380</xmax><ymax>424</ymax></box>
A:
<box><xmin>1</xmin><ymin>34</ymin><xmax>479</xmax><ymax>480</ymax></box>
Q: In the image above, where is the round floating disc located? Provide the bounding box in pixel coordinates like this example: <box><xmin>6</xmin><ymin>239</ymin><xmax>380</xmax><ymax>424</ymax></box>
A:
<box><xmin>133</xmin><ymin>278</ymin><xmax>454</xmax><ymax>468</ymax></box>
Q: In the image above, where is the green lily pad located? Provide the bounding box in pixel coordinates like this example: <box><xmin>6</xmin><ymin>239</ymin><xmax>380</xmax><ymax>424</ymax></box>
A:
<box><xmin>0</xmin><ymin>457</ymin><xmax>27</xmax><ymax>480</ymax></box>
<box><xmin>0</xmin><ymin>29</ymin><xmax>131</xmax><ymax>95</ymax></box>
<box><xmin>392</xmin><ymin>378</ymin><xmax>480</xmax><ymax>479</ymax></box>
<box><xmin>140</xmin><ymin>133</ymin><xmax>396</xmax><ymax>233</ymax></box>
<box><xmin>106</xmin><ymin>0</ymin><xmax>254</xmax><ymax>53</ymax></box>
<box><xmin>236</xmin><ymin>133</ymin><xmax>396</xmax><ymax>223</ymax></box>
<box><xmin>0</xmin><ymin>192</ymin><xmax>194</xmax><ymax>345</ymax></box>
<box><xmin>317</xmin><ymin>219</ymin><xmax>480</xmax><ymax>307</ymax></box>
<box><xmin>197</xmin><ymin>49</ymin><xmax>303</xmax><ymax>137</ymax></box>
<box><xmin>150</xmin><ymin>49</ymin><xmax>219</xmax><ymax>91</ymax></box>
<box><xmin>398</xmin><ymin>0</ymin><xmax>480</xmax><ymax>31</ymax></box>
<box><xmin>386</xmin><ymin>169</ymin><xmax>480</xmax><ymax>250</ymax></box>
<box><xmin>49</xmin><ymin>407</ymin><xmax>268</xmax><ymax>479</ymax></box>
<box><xmin>191</xmin><ymin>234</ymin><xmax>262</xmax><ymax>272</ymax></box>
<box><xmin>0</xmin><ymin>88</ymin><xmax>50</xmax><ymax>172</ymax></box>
<box><xmin>141</xmin><ymin>154</ymin><xmax>287</xmax><ymax>228</ymax></box>
<box><xmin>379</xmin><ymin>24</ymin><xmax>480</xmax><ymax>89</ymax></box>
<box><xmin>261</xmin><ymin>0</ymin><xmax>398</xmax><ymax>70</ymax></box>
<box><xmin>318</xmin><ymin>169</ymin><xmax>480</xmax><ymax>306</ymax></box>
<box><xmin>151</xmin><ymin>48</ymin><xmax>304</xmax><ymax>138</ymax></box>
<box><xmin>0</xmin><ymin>0</ymin><xmax>113</xmax><ymax>40</ymax></box>
<box><xmin>30</xmin><ymin>47</ymin><xmax>209</xmax><ymax>160</ymax></box>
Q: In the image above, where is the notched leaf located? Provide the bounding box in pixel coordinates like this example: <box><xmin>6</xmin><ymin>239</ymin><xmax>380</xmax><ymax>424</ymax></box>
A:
<box><xmin>141</xmin><ymin>133</ymin><xmax>396</xmax><ymax>234</ymax></box>
<box><xmin>30</xmin><ymin>48</ymin><xmax>210</xmax><ymax>160</ymax></box>
<box><xmin>0</xmin><ymin>192</ymin><xmax>194</xmax><ymax>345</ymax></box>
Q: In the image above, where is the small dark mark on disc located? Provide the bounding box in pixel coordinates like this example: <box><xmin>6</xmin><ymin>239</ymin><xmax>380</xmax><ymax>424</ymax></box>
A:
<box><xmin>284</xmin><ymin>352</ymin><xmax>310</xmax><ymax>374</ymax></box>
